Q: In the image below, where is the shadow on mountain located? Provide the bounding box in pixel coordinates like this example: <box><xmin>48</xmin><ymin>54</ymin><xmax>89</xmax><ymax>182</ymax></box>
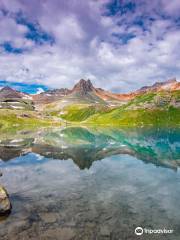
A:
<box><xmin>0</xmin><ymin>127</ymin><xmax>179</xmax><ymax>170</ymax></box>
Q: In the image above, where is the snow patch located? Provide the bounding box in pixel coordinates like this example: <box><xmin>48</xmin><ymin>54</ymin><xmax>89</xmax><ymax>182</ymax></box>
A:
<box><xmin>36</xmin><ymin>88</ymin><xmax>45</xmax><ymax>94</ymax></box>
<box><xmin>11</xmin><ymin>105</ymin><xmax>24</xmax><ymax>109</ymax></box>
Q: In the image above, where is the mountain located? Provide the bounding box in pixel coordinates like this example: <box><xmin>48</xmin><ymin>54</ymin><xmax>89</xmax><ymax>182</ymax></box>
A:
<box><xmin>63</xmin><ymin>79</ymin><xmax>106</xmax><ymax>104</ymax></box>
<box><xmin>0</xmin><ymin>78</ymin><xmax>179</xmax><ymax>126</ymax></box>
<box><xmin>39</xmin><ymin>79</ymin><xmax>108</xmax><ymax>120</ymax></box>
<box><xmin>34</xmin><ymin>78</ymin><xmax>180</xmax><ymax>107</ymax></box>
<box><xmin>87</xmin><ymin>86</ymin><xmax>180</xmax><ymax>126</ymax></box>
<box><xmin>136</xmin><ymin>78</ymin><xmax>180</xmax><ymax>94</ymax></box>
<box><xmin>0</xmin><ymin>86</ymin><xmax>34</xmax><ymax>110</ymax></box>
<box><xmin>32</xmin><ymin>78</ymin><xmax>180</xmax><ymax>106</ymax></box>
<box><xmin>64</xmin><ymin>79</ymin><xmax>134</xmax><ymax>105</ymax></box>
<box><xmin>33</xmin><ymin>88</ymin><xmax>71</xmax><ymax>104</ymax></box>
<box><xmin>33</xmin><ymin>79</ymin><xmax>107</xmax><ymax>105</ymax></box>
<box><xmin>72</xmin><ymin>79</ymin><xmax>94</xmax><ymax>93</ymax></box>
<box><xmin>0</xmin><ymin>86</ymin><xmax>25</xmax><ymax>99</ymax></box>
<box><xmin>95</xmin><ymin>88</ymin><xmax>134</xmax><ymax>105</ymax></box>
<box><xmin>34</xmin><ymin>79</ymin><xmax>133</xmax><ymax>106</ymax></box>
<box><xmin>61</xmin><ymin>78</ymin><xmax>137</xmax><ymax>106</ymax></box>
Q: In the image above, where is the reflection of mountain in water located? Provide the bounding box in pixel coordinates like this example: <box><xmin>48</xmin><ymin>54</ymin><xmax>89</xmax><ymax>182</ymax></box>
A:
<box><xmin>0</xmin><ymin>127</ymin><xmax>179</xmax><ymax>170</ymax></box>
<box><xmin>0</xmin><ymin>138</ymin><xmax>34</xmax><ymax>161</ymax></box>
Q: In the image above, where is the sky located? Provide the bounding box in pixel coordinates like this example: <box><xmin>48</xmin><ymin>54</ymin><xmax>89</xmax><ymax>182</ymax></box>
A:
<box><xmin>0</xmin><ymin>0</ymin><xmax>180</xmax><ymax>94</ymax></box>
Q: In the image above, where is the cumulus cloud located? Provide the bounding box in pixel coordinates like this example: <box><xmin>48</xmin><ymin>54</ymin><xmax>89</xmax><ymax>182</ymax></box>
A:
<box><xmin>0</xmin><ymin>0</ymin><xmax>179</xmax><ymax>93</ymax></box>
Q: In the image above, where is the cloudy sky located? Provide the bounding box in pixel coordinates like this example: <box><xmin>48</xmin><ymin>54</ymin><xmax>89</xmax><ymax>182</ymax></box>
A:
<box><xmin>0</xmin><ymin>0</ymin><xmax>180</xmax><ymax>93</ymax></box>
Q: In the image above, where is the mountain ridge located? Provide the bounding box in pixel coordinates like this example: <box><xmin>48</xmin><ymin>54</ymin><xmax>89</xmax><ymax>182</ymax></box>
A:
<box><xmin>1</xmin><ymin>78</ymin><xmax>179</xmax><ymax>105</ymax></box>
<box><xmin>0</xmin><ymin>78</ymin><xmax>179</xmax><ymax>126</ymax></box>
<box><xmin>136</xmin><ymin>78</ymin><xmax>180</xmax><ymax>93</ymax></box>
<box><xmin>39</xmin><ymin>78</ymin><xmax>180</xmax><ymax>125</ymax></box>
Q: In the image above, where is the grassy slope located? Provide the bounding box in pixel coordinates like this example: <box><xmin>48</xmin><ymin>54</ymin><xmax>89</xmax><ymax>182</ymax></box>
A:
<box><xmin>60</xmin><ymin>104</ymin><xmax>109</xmax><ymax>122</ymax></box>
<box><xmin>42</xmin><ymin>102</ymin><xmax>110</xmax><ymax>122</ymax></box>
<box><xmin>87</xmin><ymin>107</ymin><xmax>180</xmax><ymax>126</ymax></box>
<box><xmin>0</xmin><ymin>109</ymin><xmax>60</xmax><ymax>133</ymax></box>
<box><xmin>47</xmin><ymin>91</ymin><xmax>180</xmax><ymax>126</ymax></box>
<box><xmin>86</xmin><ymin>91</ymin><xmax>180</xmax><ymax>126</ymax></box>
<box><xmin>1</xmin><ymin>90</ymin><xmax>179</xmax><ymax>128</ymax></box>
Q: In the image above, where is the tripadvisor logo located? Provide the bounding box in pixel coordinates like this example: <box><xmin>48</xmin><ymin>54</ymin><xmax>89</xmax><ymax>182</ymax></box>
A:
<box><xmin>135</xmin><ymin>227</ymin><xmax>173</xmax><ymax>236</ymax></box>
<box><xmin>135</xmin><ymin>227</ymin><xmax>143</xmax><ymax>236</ymax></box>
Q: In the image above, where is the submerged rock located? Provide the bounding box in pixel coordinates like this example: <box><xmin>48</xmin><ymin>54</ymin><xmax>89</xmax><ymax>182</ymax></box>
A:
<box><xmin>0</xmin><ymin>185</ymin><xmax>12</xmax><ymax>215</ymax></box>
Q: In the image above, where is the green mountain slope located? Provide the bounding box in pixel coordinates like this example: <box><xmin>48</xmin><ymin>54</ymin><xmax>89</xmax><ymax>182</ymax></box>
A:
<box><xmin>42</xmin><ymin>102</ymin><xmax>110</xmax><ymax>122</ymax></box>
<box><xmin>1</xmin><ymin>81</ymin><xmax>179</xmax><ymax>127</ymax></box>
<box><xmin>0</xmin><ymin>109</ymin><xmax>60</xmax><ymax>133</ymax></box>
<box><xmin>60</xmin><ymin>104</ymin><xmax>109</xmax><ymax>122</ymax></box>
<box><xmin>86</xmin><ymin>91</ymin><xmax>180</xmax><ymax>126</ymax></box>
<box><xmin>63</xmin><ymin>90</ymin><xmax>105</xmax><ymax>104</ymax></box>
<box><xmin>87</xmin><ymin>107</ymin><xmax>179</xmax><ymax>126</ymax></box>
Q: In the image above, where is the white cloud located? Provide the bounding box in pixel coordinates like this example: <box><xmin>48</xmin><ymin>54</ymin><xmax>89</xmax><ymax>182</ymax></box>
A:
<box><xmin>0</xmin><ymin>15</ymin><xmax>27</xmax><ymax>43</ymax></box>
<box><xmin>161</xmin><ymin>0</ymin><xmax>180</xmax><ymax>16</ymax></box>
<box><xmin>0</xmin><ymin>0</ymin><xmax>179</xmax><ymax>93</ymax></box>
<box><xmin>35</xmin><ymin>87</ymin><xmax>44</xmax><ymax>94</ymax></box>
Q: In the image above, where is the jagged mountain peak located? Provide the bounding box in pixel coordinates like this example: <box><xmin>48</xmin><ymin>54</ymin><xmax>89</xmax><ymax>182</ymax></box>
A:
<box><xmin>72</xmin><ymin>79</ymin><xmax>94</xmax><ymax>94</ymax></box>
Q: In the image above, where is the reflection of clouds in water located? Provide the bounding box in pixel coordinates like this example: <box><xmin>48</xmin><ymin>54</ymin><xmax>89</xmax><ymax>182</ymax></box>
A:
<box><xmin>93</xmin><ymin>155</ymin><xmax>180</xmax><ymax>220</ymax></box>
<box><xmin>0</xmin><ymin>127</ymin><xmax>180</xmax><ymax>238</ymax></box>
<box><xmin>0</xmin><ymin>155</ymin><xmax>84</xmax><ymax>196</ymax></box>
<box><xmin>34</xmin><ymin>153</ymin><xmax>44</xmax><ymax>161</ymax></box>
<box><xmin>0</xmin><ymin>145</ymin><xmax>180</xmax><ymax>239</ymax></box>
<box><xmin>2</xmin><ymin>152</ymin><xmax>180</xmax><ymax>219</ymax></box>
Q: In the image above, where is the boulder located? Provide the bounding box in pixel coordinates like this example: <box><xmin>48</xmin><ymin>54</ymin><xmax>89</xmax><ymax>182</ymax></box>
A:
<box><xmin>0</xmin><ymin>185</ymin><xmax>12</xmax><ymax>215</ymax></box>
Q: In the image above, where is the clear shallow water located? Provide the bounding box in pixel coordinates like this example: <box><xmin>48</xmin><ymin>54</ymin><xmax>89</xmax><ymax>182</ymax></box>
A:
<box><xmin>0</xmin><ymin>127</ymin><xmax>180</xmax><ymax>240</ymax></box>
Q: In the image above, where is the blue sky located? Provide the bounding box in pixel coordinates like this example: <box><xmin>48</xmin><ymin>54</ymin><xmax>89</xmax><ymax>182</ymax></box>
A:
<box><xmin>0</xmin><ymin>80</ymin><xmax>49</xmax><ymax>94</ymax></box>
<box><xmin>0</xmin><ymin>0</ymin><xmax>180</xmax><ymax>93</ymax></box>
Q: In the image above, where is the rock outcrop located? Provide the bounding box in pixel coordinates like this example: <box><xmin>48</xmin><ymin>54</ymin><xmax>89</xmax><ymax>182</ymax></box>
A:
<box><xmin>72</xmin><ymin>79</ymin><xmax>94</xmax><ymax>94</ymax></box>
<box><xmin>0</xmin><ymin>185</ymin><xmax>12</xmax><ymax>216</ymax></box>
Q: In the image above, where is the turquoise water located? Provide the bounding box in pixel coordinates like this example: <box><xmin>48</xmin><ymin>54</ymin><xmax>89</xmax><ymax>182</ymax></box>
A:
<box><xmin>0</xmin><ymin>127</ymin><xmax>180</xmax><ymax>239</ymax></box>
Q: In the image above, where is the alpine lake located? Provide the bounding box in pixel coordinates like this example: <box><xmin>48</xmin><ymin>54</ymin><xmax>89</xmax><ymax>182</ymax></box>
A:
<box><xmin>0</xmin><ymin>126</ymin><xmax>180</xmax><ymax>240</ymax></box>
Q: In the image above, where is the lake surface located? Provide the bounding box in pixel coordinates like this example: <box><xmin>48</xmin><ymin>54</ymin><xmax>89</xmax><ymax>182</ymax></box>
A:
<box><xmin>0</xmin><ymin>126</ymin><xmax>180</xmax><ymax>240</ymax></box>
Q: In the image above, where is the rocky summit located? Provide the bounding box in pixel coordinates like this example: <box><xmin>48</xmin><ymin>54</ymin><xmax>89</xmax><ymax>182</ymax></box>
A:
<box><xmin>72</xmin><ymin>79</ymin><xmax>94</xmax><ymax>94</ymax></box>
